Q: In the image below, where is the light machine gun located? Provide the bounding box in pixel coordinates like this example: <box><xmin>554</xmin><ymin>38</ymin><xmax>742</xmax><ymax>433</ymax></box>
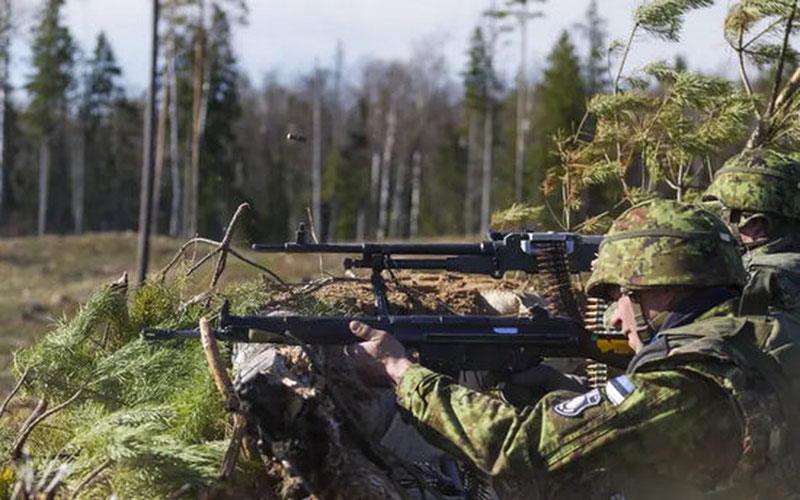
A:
<box><xmin>252</xmin><ymin>223</ymin><xmax>603</xmax><ymax>318</ymax></box>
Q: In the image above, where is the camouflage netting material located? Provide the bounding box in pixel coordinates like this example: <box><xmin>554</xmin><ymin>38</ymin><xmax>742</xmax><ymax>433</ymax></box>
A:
<box><xmin>703</xmin><ymin>149</ymin><xmax>800</xmax><ymax>220</ymax></box>
<box><xmin>0</xmin><ymin>270</ymin><xmax>541</xmax><ymax>498</ymax></box>
<box><xmin>586</xmin><ymin>199</ymin><xmax>746</xmax><ymax>299</ymax></box>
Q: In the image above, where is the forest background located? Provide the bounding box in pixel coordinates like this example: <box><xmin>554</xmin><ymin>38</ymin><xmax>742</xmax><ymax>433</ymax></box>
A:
<box><xmin>0</xmin><ymin>0</ymin><xmax>798</xmax><ymax>246</ymax></box>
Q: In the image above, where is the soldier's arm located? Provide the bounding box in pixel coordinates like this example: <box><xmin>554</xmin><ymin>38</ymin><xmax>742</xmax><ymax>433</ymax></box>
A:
<box><xmin>397</xmin><ymin>364</ymin><xmax>742</xmax><ymax>482</ymax></box>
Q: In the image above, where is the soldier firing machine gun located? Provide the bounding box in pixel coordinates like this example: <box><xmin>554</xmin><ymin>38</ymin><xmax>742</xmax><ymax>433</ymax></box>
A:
<box><xmin>142</xmin><ymin>224</ymin><xmax>628</xmax><ymax>374</ymax></box>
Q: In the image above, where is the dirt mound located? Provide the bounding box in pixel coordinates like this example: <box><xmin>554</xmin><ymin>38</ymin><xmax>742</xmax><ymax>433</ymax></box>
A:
<box><xmin>258</xmin><ymin>271</ymin><xmax>548</xmax><ymax>316</ymax></box>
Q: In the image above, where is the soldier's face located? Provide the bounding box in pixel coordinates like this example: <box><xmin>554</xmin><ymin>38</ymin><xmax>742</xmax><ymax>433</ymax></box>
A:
<box><xmin>609</xmin><ymin>294</ymin><xmax>645</xmax><ymax>353</ymax></box>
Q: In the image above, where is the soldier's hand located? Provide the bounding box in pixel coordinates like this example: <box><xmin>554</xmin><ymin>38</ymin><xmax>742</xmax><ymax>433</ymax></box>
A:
<box><xmin>349</xmin><ymin>321</ymin><xmax>412</xmax><ymax>387</ymax></box>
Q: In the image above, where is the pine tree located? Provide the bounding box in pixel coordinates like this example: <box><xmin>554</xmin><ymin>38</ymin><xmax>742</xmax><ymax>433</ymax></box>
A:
<box><xmin>25</xmin><ymin>0</ymin><xmax>75</xmax><ymax>235</ymax></box>
<box><xmin>198</xmin><ymin>5</ymin><xmax>241</xmax><ymax>237</ymax></box>
<box><xmin>528</xmin><ymin>31</ymin><xmax>586</xmax><ymax>214</ymax></box>
<box><xmin>81</xmin><ymin>33</ymin><xmax>126</xmax><ymax>232</ymax></box>
<box><xmin>462</xmin><ymin>27</ymin><xmax>488</xmax><ymax>235</ymax></box>
<box><xmin>581</xmin><ymin>0</ymin><xmax>609</xmax><ymax>97</ymax></box>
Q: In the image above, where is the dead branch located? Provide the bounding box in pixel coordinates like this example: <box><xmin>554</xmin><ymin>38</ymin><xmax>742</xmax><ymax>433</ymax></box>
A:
<box><xmin>227</xmin><ymin>247</ymin><xmax>291</xmax><ymax>287</ymax></box>
<box><xmin>158</xmin><ymin>237</ymin><xmax>222</xmax><ymax>278</ymax></box>
<box><xmin>168</xmin><ymin>483</ymin><xmax>193</xmax><ymax>500</ymax></box>
<box><xmin>11</xmin><ymin>390</ymin><xmax>83</xmax><ymax>459</ymax></box>
<box><xmin>10</xmin><ymin>398</ymin><xmax>47</xmax><ymax>459</ymax></box>
<box><xmin>220</xmin><ymin>415</ymin><xmax>248</xmax><ymax>480</ymax></box>
<box><xmin>210</xmin><ymin>203</ymin><xmax>251</xmax><ymax>290</ymax></box>
<box><xmin>776</xmin><ymin>66</ymin><xmax>800</xmax><ymax>112</ymax></box>
<box><xmin>767</xmin><ymin>2</ymin><xmax>797</xmax><ymax>119</ymax></box>
<box><xmin>159</xmin><ymin>203</ymin><xmax>292</xmax><ymax>292</ymax></box>
<box><xmin>199</xmin><ymin>317</ymin><xmax>239</xmax><ymax>410</ymax></box>
<box><xmin>199</xmin><ymin>317</ymin><xmax>248</xmax><ymax>480</ymax></box>
<box><xmin>0</xmin><ymin>367</ymin><xmax>30</xmax><ymax>421</ymax></box>
<box><xmin>69</xmin><ymin>459</ymin><xmax>112</xmax><ymax>500</ymax></box>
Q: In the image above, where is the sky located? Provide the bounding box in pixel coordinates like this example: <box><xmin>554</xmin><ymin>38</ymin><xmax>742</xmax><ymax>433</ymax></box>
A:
<box><xmin>9</xmin><ymin>0</ymin><xmax>739</xmax><ymax>96</ymax></box>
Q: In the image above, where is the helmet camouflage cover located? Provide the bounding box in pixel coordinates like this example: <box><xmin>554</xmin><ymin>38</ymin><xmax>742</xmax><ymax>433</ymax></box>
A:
<box><xmin>586</xmin><ymin>199</ymin><xmax>746</xmax><ymax>299</ymax></box>
<box><xmin>702</xmin><ymin>149</ymin><xmax>800</xmax><ymax>221</ymax></box>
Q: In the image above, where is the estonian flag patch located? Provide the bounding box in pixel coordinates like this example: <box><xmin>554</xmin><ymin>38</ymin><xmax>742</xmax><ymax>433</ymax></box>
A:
<box><xmin>605</xmin><ymin>375</ymin><xmax>635</xmax><ymax>406</ymax></box>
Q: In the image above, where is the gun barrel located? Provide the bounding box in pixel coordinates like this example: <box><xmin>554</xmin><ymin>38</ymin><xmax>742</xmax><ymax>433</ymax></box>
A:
<box><xmin>252</xmin><ymin>242</ymin><xmax>491</xmax><ymax>255</ymax></box>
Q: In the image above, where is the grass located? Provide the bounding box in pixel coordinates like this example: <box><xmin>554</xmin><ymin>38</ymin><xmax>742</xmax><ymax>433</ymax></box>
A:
<box><xmin>0</xmin><ymin>232</ymin><xmax>345</xmax><ymax>394</ymax></box>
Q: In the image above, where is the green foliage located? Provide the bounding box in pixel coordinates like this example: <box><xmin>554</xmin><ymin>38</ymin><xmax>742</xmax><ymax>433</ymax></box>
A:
<box><xmin>199</xmin><ymin>5</ymin><xmax>244</xmax><ymax>237</ymax></box>
<box><xmin>24</xmin><ymin>0</ymin><xmax>75</xmax><ymax>138</ymax></box>
<box><xmin>490</xmin><ymin>203</ymin><xmax>546</xmax><ymax>231</ymax></box>
<box><xmin>528</xmin><ymin>31</ymin><xmax>587</xmax><ymax>221</ymax></box>
<box><xmin>6</xmin><ymin>277</ymin><xmax>274</xmax><ymax>497</ymax></box>
<box><xmin>635</xmin><ymin>0</ymin><xmax>714</xmax><ymax>42</ymax></box>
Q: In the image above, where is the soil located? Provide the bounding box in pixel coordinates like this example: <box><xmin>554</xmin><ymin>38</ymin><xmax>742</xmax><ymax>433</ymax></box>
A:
<box><xmin>259</xmin><ymin>271</ymin><xmax>549</xmax><ymax>316</ymax></box>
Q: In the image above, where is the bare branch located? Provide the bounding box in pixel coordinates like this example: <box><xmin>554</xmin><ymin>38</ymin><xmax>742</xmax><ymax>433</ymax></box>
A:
<box><xmin>766</xmin><ymin>1</ymin><xmax>797</xmax><ymax>119</ymax></box>
<box><xmin>10</xmin><ymin>390</ymin><xmax>83</xmax><ymax>459</ymax></box>
<box><xmin>69</xmin><ymin>459</ymin><xmax>112</xmax><ymax>500</ymax></box>
<box><xmin>199</xmin><ymin>317</ymin><xmax>239</xmax><ymax>410</ymax></box>
<box><xmin>210</xmin><ymin>202</ymin><xmax>250</xmax><ymax>290</ymax></box>
<box><xmin>0</xmin><ymin>367</ymin><xmax>30</xmax><ymax>421</ymax></box>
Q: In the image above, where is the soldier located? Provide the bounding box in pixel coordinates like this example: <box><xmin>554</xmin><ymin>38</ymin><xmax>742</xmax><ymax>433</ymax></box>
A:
<box><xmin>348</xmin><ymin>200</ymin><xmax>800</xmax><ymax>499</ymax></box>
<box><xmin>703</xmin><ymin>149</ymin><xmax>800</xmax><ymax>315</ymax></box>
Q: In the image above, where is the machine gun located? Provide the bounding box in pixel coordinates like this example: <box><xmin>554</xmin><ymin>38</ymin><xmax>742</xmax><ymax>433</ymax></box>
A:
<box><xmin>252</xmin><ymin>223</ymin><xmax>603</xmax><ymax>318</ymax></box>
<box><xmin>142</xmin><ymin>300</ymin><xmax>631</xmax><ymax>374</ymax></box>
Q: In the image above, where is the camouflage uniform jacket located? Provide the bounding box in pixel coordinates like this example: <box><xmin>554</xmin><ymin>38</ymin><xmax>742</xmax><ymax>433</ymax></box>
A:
<box><xmin>397</xmin><ymin>304</ymin><xmax>800</xmax><ymax>499</ymax></box>
<box><xmin>741</xmin><ymin>234</ymin><xmax>800</xmax><ymax>316</ymax></box>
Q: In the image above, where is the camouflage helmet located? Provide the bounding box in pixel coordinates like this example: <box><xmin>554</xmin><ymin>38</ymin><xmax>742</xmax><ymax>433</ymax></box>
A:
<box><xmin>586</xmin><ymin>199</ymin><xmax>746</xmax><ymax>299</ymax></box>
<box><xmin>702</xmin><ymin>149</ymin><xmax>800</xmax><ymax>221</ymax></box>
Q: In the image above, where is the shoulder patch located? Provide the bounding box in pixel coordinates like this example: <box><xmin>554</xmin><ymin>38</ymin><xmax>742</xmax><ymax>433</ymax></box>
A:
<box><xmin>553</xmin><ymin>388</ymin><xmax>602</xmax><ymax>417</ymax></box>
<box><xmin>605</xmin><ymin>375</ymin><xmax>635</xmax><ymax>406</ymax></box>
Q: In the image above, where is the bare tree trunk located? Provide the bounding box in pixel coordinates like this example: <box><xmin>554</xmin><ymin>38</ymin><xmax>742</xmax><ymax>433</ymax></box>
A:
<box><xmin>168</xmin><ymin>36</ymin><xmax>181</xmax><ymax>237</ymax></box>
<box><xmin>514</xmin><ymin>15</ymin><xmax>529</xmax><ymax>204</ymax></box>
<box><xmin>376</xmin><ymin>104</ymin><xmax>396</xmax><ymax>240</ymax></box>
<box><xmin>70</xmin><ymin>125</ymin><xmax>85</xmax><ymax>234</ymax></box>
<box><xmin>366</xmin><ymin>150</ymin><xmax>380</xmax><ymax>238</ymax></box>
<box><xmin>0</xmin><ymin>4</ymin><xmax>7</xmax><ymax>225</ymax></box>
<box><xmin>356</xmin><ymin>209</ymin><xmax>366</xmax><ymax>239</ymax></box>
<box><xmin>188</xmin><ymin>1</ymin><xmax>206</xmax><ymax>236</ymax></box>
<box><xmin>332</xmin><ymin>40</ymin><xmax>345</xmax><ymax>148</ymax></box>
<box><xmin>311</xmin><ymin>66</ymin><xmax>322</xmax><ymax>238</ymax></box>
<box><xmin>409</xmin><ymin>150</ymin><xmax>422</xmax><ymax>238</ymax></box>
<box><xmin>480</xmin><ymin>103</ymin><xmax>494</xmax><ymax>235</ymax></box>
<box><xmin>389</xmin><ymin>157</ymin><xmax>408</xmax><ymax>238</ymax></box>
<box><xmin>152</xmin><ymin>69</ymin><xmax>170</xmax><ymax>235</ymax></box>
<box><xmin>465</xmin><ymin>109</ymin><xmax>480</xmax><ymax>235</ymax></box>
<box><xmin>37</xmin><ymin>136</ymin><xmax>50</xmax><ymax>236</ymax></box>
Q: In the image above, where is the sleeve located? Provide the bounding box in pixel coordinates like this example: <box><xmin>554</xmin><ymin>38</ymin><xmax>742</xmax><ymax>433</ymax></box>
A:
<box><xmin>397</xmin><ymin>364</ymin><xmax>742</xmax><ymax>481</ymax></box>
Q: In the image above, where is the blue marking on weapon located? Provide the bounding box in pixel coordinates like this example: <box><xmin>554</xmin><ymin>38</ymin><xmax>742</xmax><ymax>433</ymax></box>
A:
<box><xmin>493</xmin><ymin>327</ymin><xmax>519</xmax><ymax>335</ymax></box>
